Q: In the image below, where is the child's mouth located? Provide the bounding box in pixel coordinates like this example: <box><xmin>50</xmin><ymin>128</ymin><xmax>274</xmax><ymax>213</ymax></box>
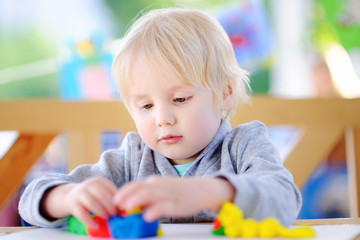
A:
<box><xmin>159</xmin><ymin>135</ymin><xmax>182</xmax><ymax>145</ymax></box>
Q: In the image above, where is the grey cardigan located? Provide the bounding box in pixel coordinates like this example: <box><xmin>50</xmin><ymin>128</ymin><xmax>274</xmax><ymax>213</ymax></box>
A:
<box><xmin>19</xmin><ymin>120</ymin><xmax>301</xmax><ymax>227</ymax></box>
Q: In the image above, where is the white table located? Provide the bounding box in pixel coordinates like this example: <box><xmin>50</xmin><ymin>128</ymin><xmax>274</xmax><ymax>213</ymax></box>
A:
<box><xmin>1</xmin><ymin>221</ymin><xmax>360</xmax><ymax>240</ymax></box>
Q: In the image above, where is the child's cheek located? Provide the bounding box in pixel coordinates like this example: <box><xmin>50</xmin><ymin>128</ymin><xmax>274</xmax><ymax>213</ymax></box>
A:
<box><xmin>134</xmin><ymin>117</ymin><xmax>152</xmax><ymax>143</ymax></box>
<box><xmin>190</xmin><ymin>113</ymin><xmax>214</xmax><ymax>134</ymax></box>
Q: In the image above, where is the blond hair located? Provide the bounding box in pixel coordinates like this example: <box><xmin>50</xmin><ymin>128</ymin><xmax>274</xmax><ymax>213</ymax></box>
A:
<box><xmin>113</xmin><ymin>8</ymin><xmax>250</xmax><ymax>118</ymax></box>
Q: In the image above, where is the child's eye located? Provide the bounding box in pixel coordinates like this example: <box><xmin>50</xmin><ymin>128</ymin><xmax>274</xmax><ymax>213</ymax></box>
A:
<box><xmin>141</xmin><ymin>103</ymin><xmax>153</xmax><ymax>110</ymax></box>
<box><xmin>174</xmin><ymin>97</ymin><xmax>190</xmax><ymax>103</ymax></box>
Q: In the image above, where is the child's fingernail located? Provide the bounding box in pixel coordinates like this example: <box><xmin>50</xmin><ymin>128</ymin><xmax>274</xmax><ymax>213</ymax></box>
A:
<box><xmin>123</xmin><ymin>202</ymin><xmax>130</xmax><ymax>209</ymax></box>
<box><xmin>144</xmin><ymin>214</ymin><xmax>155</xmax><ymax>223</ymax></box>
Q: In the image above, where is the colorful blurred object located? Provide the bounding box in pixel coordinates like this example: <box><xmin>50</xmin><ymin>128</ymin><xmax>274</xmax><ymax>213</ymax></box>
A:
<box><xmin>298</xmin><ymin>161</ymin><xmax>349</xmax><ymax>219</ymax></box>
<box><xmin>216</xmin><ymin>0</ymin><xmax>274</xmax><ymax>73</ymax></box>
<box><xmin>67</xmin><ymin>207</ymin><xmax>161</xmax><ymax>239</ymax></box>
<box><xmin>58</xmin><ymin>33</ymin><xmax>118</xmax><ymax>100</ymax></box>
<box><xmin>212</xmin><ymin>202</ymin><xmax>316</xmax><ymax>238</ymax></box>
<box><xmin>313</xmin><ymin>0</ymin><xmax>360</xmax><ymax>51</ymax></box>
<box><xmin>312</xmin><ymin>0</ymin><xmax>360</xmax><ymax>98</ymax></box>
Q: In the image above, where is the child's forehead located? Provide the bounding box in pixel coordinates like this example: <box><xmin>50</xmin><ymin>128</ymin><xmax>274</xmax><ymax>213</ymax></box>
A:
<box><xmin>131</xmin><ymin>63</ymin><xmax>192</xmax><ymax>88</ymax></box>
<box><xmin>130</xmin><ymin>56</ymin><xmax>187</xmax><ymax>84</ymax></box>
<box><xmin>133</xmin><ymin>52</ymin><xmax>174</xmax><ymax>71</ymax></box>
<box><xmin>120</xmin><ymin>51</ymin><xmax>208</xmax><ymax>97</ymax></box>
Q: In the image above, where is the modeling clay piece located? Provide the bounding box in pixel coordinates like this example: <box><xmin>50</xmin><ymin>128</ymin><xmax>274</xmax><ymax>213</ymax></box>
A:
<box><xmin>109</xmin><ymin>214</ymin><xmax>159</xmax><ymax>238</ymax></box>
<box><xmin>86</xmin><ymin>216</ymin><xmax>111</xmax><ymax>238</ymax></box>
<box><xmin>67</xmin><ymin>207</ymin><xmax>161</xmax><ymax>238</ymax></box>
<box><xmin>67</xmin><ymin>216</ymin><xmax>87</xmax><ymax>235</ymax></box>
<box><xmin>212</xmin><ymin>202</ymin><xmax>316</xmax><ymax>238</ymax></box>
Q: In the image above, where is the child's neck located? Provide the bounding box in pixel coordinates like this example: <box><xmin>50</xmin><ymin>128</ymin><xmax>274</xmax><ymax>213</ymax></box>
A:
<box><xmin>168</xmin><ymin>155</ymin><xmax>197</xmax><ymax>165</ymax></box>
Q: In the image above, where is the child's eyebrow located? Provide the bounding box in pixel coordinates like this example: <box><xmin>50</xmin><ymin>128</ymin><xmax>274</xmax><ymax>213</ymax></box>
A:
<box><xmin>130</xmin><ymin>94</ymin><xmax>149</xmax><ymax>103</ymax></box>
<box><xmin>129</xmin><ymin>84</ymin><xmax>196</xmax><ymax>102</ymax></box>
<box><xmin>168</xmin><ymin>84</ymin><xmax>196</xmax><ymax>92</ymax></box>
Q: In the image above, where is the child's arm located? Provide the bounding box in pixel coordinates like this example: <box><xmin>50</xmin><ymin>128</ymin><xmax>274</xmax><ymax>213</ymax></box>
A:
<box><xmin>113</xmin><ymin>176</ymin><xmax>235</xmax><ymax>222</ymax></box>
<box><xmin>41</xmin><ymin>177</ymin><xmax>117</xmax><ymax>226</ymax></box>
<box><xmin>19</xmin><ymin>133</ymin><xmax>141</xmax><ymax>227</ymax></box>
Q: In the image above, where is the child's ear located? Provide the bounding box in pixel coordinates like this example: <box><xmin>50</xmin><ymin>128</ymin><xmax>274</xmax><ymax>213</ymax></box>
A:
<box><xmin>221</xmin><ymin>80</ymin><xmax>234</xmax><ymax>111</ymax></box>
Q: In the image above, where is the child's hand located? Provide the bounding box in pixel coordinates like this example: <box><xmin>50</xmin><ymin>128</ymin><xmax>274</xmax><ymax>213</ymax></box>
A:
<box><xmin>64</xmin><ymin>177</ymin><xmax>117</xmax><ymax>225</ymax></box>
<box><xmin>113</xmin><ymin>176</ymin><xmax>235</xmax><ymax>222</ymax></box>
<box><xmin>42</xmin><ymin>177</ymin><xmax>117</xmax><ymax>226</ymax></box>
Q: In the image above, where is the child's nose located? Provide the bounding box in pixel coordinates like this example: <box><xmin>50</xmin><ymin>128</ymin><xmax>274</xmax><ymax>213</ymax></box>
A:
<box><xmin>156</xmin><ymin>106</ymin><xmax>175</xmax><ymax>127</ymax></box>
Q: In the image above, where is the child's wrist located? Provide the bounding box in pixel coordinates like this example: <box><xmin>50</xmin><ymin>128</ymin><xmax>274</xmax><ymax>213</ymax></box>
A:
<box><xmin>204</xmin><ymin>177</ymin><xmax>235</xmax><ymax>212</ymax></box>
<box><xmin>40</xmin><ymin>183</ymin><xmax>75</xmax><ymax>220</ymax></box>
<box><xmin>40</xmin><ymin>186</ymin><xmax>61</xmax><ymax>221</ymax></box>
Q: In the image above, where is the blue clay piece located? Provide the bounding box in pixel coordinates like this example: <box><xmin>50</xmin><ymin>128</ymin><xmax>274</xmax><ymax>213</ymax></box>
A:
<box><xmin>108</xmin><ymin>214</ymin><xmax>159</xmax><ymax>238</ymax></box>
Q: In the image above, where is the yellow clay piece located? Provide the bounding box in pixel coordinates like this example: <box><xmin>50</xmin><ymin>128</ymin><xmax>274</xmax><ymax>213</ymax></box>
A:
<box><xmin>224</xmin><ymin>224</ymin><xmax>242</xmax><ymax>238</ymax></box>
<box><xmin>214</xmin><ymin>202</ymin><xmax>315</xmax><ymax>238</ymax></box>
<box><xmin>258</xmin><ymin>218</ymin><xmax>283</xmax><ymax>238</ymax></box>
<box><xmin>279</xmin><ymin>226</ymin><xmax>316</xmax><ymax>238</ymax></box>
<box><xmin>125</xmin><ymin>206</ymin><xmax>142</xmax><ymax>215</ymax></box>
<box><xmin>218</xmin><ymin>202</ymin><xmax>243</xmax><ymax>227</ymax></box>
<box><xmin>241</xmin><ymin>219</ymin><xmax>258</xmax><ymax>238</ymax></box>
<box><xmin>157</xmin><ymin>227</ymin><xmax>163</xmax><ymax>237</ymax></box>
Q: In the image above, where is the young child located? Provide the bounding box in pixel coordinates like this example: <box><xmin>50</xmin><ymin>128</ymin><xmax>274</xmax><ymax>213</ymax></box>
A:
<box><xmin>19</xmin><ymin>8</ymin><xmax>301</xmax><ymax>228</ymax></box>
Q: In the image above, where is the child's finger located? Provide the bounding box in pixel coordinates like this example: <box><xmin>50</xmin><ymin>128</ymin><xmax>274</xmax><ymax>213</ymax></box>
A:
<box><xmin>98</xmin><ymin>178</ymin><xmax>118</xmax><ymax>195</ymax></box>
<box><xmin>88</xmin><ymin>187</ymin><xmax>116</xmax><ymax>216</ymax></box>
<box><xmin>142</xmin><ymin>201</ymin><xmax>175</xmax><ymax>222</ymax></box>
<box><xmin>122</xmin><ymin>185</ymin><xmax>162</xmax><ymax>211</ymax></box>
<box><xmin>72</xmin><ymin>205</ymin><xmax>97</xmax><ymax>227</ymax></box>
<box><xmin>124</xmin><ymin>186</ymin><xmax>164</xmax><ymax>210</ymax></box>
<box><xmin>113</xmin><ymin>182</ymin><xmax>143</xmax><ymax>207</ymax></box>
<box><xmin>79</xmin><ymin>194</ymin><xmax>108</xmax><ymax>219</ymax></box>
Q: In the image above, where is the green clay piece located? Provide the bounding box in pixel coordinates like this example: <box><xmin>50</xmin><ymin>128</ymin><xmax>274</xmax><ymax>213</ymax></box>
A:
<box><xmin>67</xmin><ymin>216</ymin><xmax>87</xmax><ymax>235</ymax></box>
<box><xmin>212</xmin><ymin>227</ymin><xmax>225</xmax><ymax>236</ymax></box>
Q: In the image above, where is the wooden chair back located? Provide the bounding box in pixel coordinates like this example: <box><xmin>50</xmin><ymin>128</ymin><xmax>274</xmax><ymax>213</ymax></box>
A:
<box><xmin>1</xmin><ymin>97</ymin><xmax>359</xmax><ymax>217</ymax></box>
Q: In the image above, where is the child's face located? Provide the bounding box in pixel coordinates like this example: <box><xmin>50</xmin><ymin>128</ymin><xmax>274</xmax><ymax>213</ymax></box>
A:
<box><xmin>125</xmin><ymin>59</ymin><xmax>223</xmax><ymax>164</ymax></box>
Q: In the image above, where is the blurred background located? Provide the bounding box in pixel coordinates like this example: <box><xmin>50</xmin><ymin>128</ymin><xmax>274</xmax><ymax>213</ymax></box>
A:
<box><xmin>0</xmin><ymin>0</ymin><xmax>359</xmax><ymax>226</ymax></box>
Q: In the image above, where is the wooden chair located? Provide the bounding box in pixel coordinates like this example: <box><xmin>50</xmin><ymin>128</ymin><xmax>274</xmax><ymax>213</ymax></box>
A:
<box><xmin>229</xmin><ymin>97</ymin><xmax>360</xmax><ymax>218</ymax></box>
<box><xmin>1</xmin><ymin>97</ymin><xmax>359</xmax><ymax>217</ymax></box>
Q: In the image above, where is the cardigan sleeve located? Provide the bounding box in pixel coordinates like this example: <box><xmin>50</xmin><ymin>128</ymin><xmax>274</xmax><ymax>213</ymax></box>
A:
<box><xmin>18</xmin><ymin>132</ymin><xmax>139</xmax><ymax>227</ymax></box>
<box><xmin>215</xmin><ymin>121</ymin><xmax>302</xmax><ymax>226</ymax></box>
